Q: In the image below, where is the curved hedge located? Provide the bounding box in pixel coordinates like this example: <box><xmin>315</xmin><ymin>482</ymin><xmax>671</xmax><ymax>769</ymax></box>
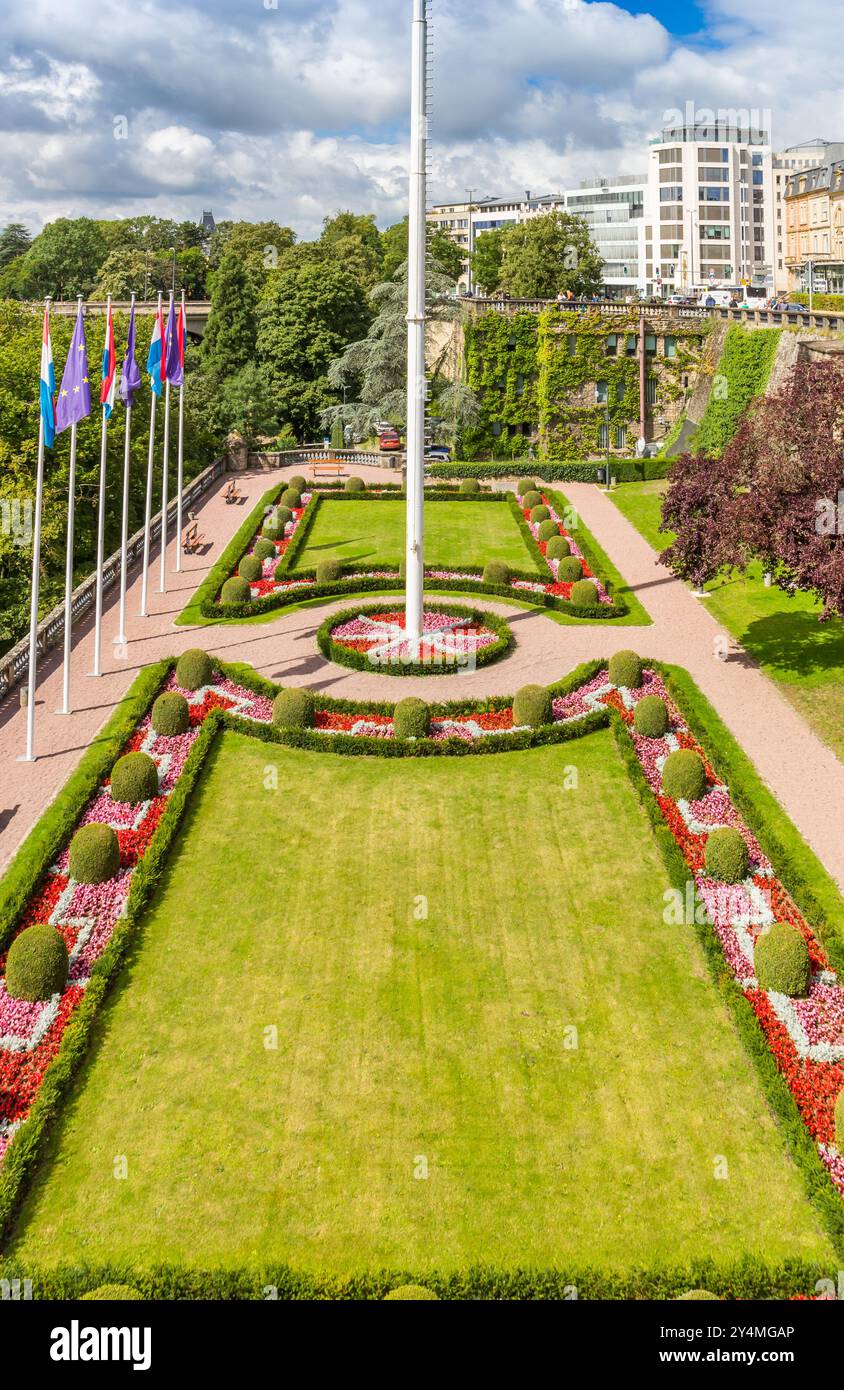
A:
<box><xmin>317</xmin><ymin>603</ymin><xmax>514</xmax><ymax>676</ymax></box>
<box><xmin>459</xmin><ymin>478</ymin><xmax>481</xmax><ymax>495</ymax></box>
<box><xmin>556</xmin><ymin>556</ymin><xmax>583</xmax><ymax>584</ymax></box>
<box><xmin>483</xmin><ymin>560</ymin><xmax>511</xmax><ymax>587</ymax></box>
<box><xmin>221</xmin><ymin>576</ymin><xmax>251</xmax><ymax>604</ymax></box>
<box><xmin>537</xmin><ymin>518</ymin><xmax>558</xmax><ymax>542</ymax></box>
<box><xmin>81</xmin><ymin>1284</ymin><xmax>143</xmax><ymax>1301</ymax></box>
<box><xmin>529</xmin><ymin>504</ymin><xmax>550</xmax><ymax>525</ymax></box>
<box><xmin>345</xmin><ymin>476</ymin><xmax>366</xmax><ymax>493</ymax></box>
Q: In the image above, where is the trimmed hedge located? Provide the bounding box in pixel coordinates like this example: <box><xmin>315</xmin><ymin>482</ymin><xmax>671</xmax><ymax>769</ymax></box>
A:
<box><xmin>633</xmin><ymin>696</ymin><xmax>669</xmax><ymax>739</ymax></box>
<box><xmin>152</xmin><ymin>692</ymin><xmax>190</xmax><ymax>737</ymax></box>
<box><xmin>483</xmin><ymin>561</ymin><xmax>511</xmax><ymax>587</ymax></box>
<box><xmin>516</xmin><ymin>478</ymin><xmax>536</xmax><ymax>496</ymax></box>
<box><xmin>427</xmin><ymin>460</ymin><xmax>673</xmax><ymax>483</ymax></box>
<box><xmin>272</xmin><ymin>688</ymin><xmax>315</xmax><ymax>729</ymax></box>
<box><xmin>175</xmin><ymin>648</ymin><xmax>214</xmax><ymax>691</ymax></box>
<box><xmin>662</xmin><ymin>749</ymin><xmax>706</xmax><ymax>802</ymax></box>
<box><xmin>459</xmin><ymin>478</ymin><xmax>481</xmax><ymax>494</ymax></box>
<box><xmin>289</xmin><ymin>475</ymin><xmax>307</xmax><ymax>491</ymax></box>
<box><xmin>537</xmin><ymin>518</ymin><xmax>558</xmax><ymax>542</ymax></box>
<box><xmin>5</xmin><ymin>925</ymin><xmax>69</xmax><ymax>1002</ymax></box>
<box><xmin>254</xmin><ymin>538</ymin><xmax>277</xmax><ymax>564</ymax></box>
<box><xmin>570</xmin><ymin>579</ymin><xmax>599</xmax><ymax>607</ymax></box>
<box><xmin>513</xmin><ymin>684</ymin><xmax>552</xmax><ymax>728</ymax></box>
<box><xmin>281</xmin><ymin>487</ymin><xmax>302</xmax><ymax>509</ymax></box>
<box><xmin>317</xmin><ymin>603</ymin><xmax>514</xmax><ymax>676</ymax></box>
<box><xmin>81</xmin><ymin>1285</ymin><xmax>143</xmax><ymax>1301</ymax></box>
<box><xmin>221</xmin><ymin>576</ymin><xmax>252</xmax><ymax>604</ymax></box>
<box><xmin>316</xmin><ymin>558</ymin><xmax>344</xmax><ymax>586</ymax></box>
<box><xmin>545</xmin><ymin>536</ymin><xmax>571</xmax><ymax>561</ymax></box>
<box><xmin>345</xmin><ymin>476</ymin><xmax>366</xmax><ymax>493</ymax></box>
<box><xmin>557</xmin><ymin>556</ymin><xmax>583</xmax><ymax>583</ymax></box>
<box><xmin>69</xmin><ymin>824</ymin><xmax>120</xmax><ymax>885</ymax></box>
<box><xmin>238</xmin><ymin>554</ymin><xmax>263</xmax><ymax>584</ymax></box>
<box><xmin>704</xmin><ymin>827</ymin><xmax>749</xmax><ymax>885</ymax></box>
<box><xmin>529</xmin><ymin>504</ymin><xmax>550</xmax><ymax>525</ymax></box>
<box><xmin>110</xmin><ymin>752</ymin><xmax>159</xmax><ymax>805</ymax></box>
<box><xmin>384</xmin><ymin>1284</ymin><xmax>439</xmax><ymax>1300</ymax></box>
<box><xmin>522</xmin><ymin>490</ymin><xmax>542</xmax><ymax>510</ymax></box>
<box><xmin>754</xmin><ymin>923</ymin><xmax>811</xmax><ymax>997</ymax></box>
<box><xmin>393</xmin><ymin>698</ymin><xmax>430</xmax><ymax>740</ymax></box>
<box><xmin>608</xmin><ymin>650</ymin><xmax>643</xmax><ymax>690</ymax></box>
<box><xmin>677</xmin><ymin>1290</ymin><xmax>720</xmax><ymax>1301</ymax></box>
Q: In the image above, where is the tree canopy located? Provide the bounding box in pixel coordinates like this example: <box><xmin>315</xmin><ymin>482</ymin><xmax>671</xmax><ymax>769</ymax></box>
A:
<box><xmin>470</xmin><ymin>211</ymin><xmax>604</xmax><ymax>299</ymax></box>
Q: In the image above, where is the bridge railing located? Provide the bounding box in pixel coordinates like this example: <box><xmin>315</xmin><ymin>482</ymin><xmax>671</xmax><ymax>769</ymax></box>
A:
<box><xmin>460</xmin><ymin>297</ymin><xmax>844</xmax><ymax>330</ymax></box>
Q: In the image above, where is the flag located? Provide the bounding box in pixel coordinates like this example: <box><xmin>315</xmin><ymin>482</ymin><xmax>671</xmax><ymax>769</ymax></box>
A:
<box><xmin>40</xmin><ymin>306</ymin><xmax>55</xmax><ymax>450</ymax></box>
<box><xmin>55</xmin><ymin>304</ymin><xmax>92</xmax><ymax>434</ymax></box>
<box><xmin>147</xmin><ymin>302</ymin><xmax>164</xmax><ymax>397</ymax></box>
<box><xmin>120</xmin><ymin>302</ymin><xmax>142</xmax><ymax>406</ymax></box>
<box><xmin>100</xmin><ymin>302</ymin><xmax>117</xmax><ymax>420</ymax></box>
<box><xmin>166</xmin><ymin>299</ymin><xmax>185</xmax><ymax>388</ymax></box>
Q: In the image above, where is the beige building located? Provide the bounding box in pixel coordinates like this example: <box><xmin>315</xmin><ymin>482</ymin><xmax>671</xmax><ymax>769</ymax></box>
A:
<box><xmin>785</xmin><ymin>156</ymin><xmax>844</xmax><ymax>294</ymax></box>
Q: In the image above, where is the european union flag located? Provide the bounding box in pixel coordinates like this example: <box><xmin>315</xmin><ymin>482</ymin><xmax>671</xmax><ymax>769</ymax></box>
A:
<box><xmin>55</xmin><ymin>305</ymin><xmax>92</xmax><ymax>434</ymax></box>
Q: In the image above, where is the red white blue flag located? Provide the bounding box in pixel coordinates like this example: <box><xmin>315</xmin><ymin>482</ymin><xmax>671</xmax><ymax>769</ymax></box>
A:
<box><xmin>100</xmin><ymin>302</ymin><xmax>117</xmax><ymax>420</ymax></box>
<box><xmin>40</xmin><ymin>306</ymin><xmax>56</xmax><ymax>449</ymax></box>
<box><xmin>147</xmin><ymin>302</ymin><xmax>164</xmax><ymax>398</ymax></box>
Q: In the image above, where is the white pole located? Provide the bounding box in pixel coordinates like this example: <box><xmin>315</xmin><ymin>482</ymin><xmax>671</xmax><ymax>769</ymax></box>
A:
<box><xmin>20</xmin><ymin>390</ymin><xmax>46</xmax><ymax>763</ymax></box>
<box><xmin>91</xmin><ymin>294</ymin><xmax>110</xmax><ymax>677</ymax></box>
<box><xmin>159</xmin><ymin>290</ymin><xmax>173</xmax><ymax>592</ymax></box>
<box><xmin>404</xmin><ymin>0</ymin><xmax>427</xmax><ymax>649</ymax></box>
<box><xmin>115</xmin><ymin>295</ymin><xmax>134</xmax><ymax>645</ymax></box>
<box><xmin>140</xmin><ymin>292</ymin><xmax>161</xmax><ymax>617</ymax></box>
<box><xmin>58</xmin><ymin>420</ymin><xmax>78</xmax><ymax>715</ymax></box>
<box><xmin>175</xmin><ymin>290</ymin><xmax>185</xmax><ymax>574</ymax></box>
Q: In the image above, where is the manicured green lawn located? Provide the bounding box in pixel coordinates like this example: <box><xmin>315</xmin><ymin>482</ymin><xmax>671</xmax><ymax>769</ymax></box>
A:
<box><xmin>9</xmin><ymin>732</ymin><xmax>833</xmax><ymax>1273</ymax></box>
<box><xmin>612</xmin><ymin>481</ymin><xmax>844</xmax><ymax>763</ymax></box>
<box><xmin>291</xmin><ymin>498</ymin><xmax>543</xmax><ymax>574</ymax></box>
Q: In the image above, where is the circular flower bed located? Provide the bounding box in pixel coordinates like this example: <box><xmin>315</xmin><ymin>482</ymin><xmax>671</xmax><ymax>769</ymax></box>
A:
<box><xmin>317</xmin><ymin>603</ymin><xmax>514</xmax><ymax>675</ymax></box>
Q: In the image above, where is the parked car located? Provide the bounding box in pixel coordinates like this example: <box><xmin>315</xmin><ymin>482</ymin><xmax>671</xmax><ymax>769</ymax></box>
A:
<box><xmin>426</xmin><ymin>444</ymin><xmax>451</xmax><ymax>461</ymax></box>
<box><xmin>379</xmin><ymin>428</ymin><xmax>402</xmax><ymax>452</ymax></box>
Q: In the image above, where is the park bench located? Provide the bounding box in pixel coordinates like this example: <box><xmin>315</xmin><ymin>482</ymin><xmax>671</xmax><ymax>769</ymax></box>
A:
<box><xmin>309</xmin><ymin>459</ymin><xmax>346</xmax><ymax>478</ymax></box>
<box><xmin>224</xmin><ymin>478</ymin><xmax>245</xmax><ymax>503</ymax></box>
<box><xmin>182</xmin><ymin>521</ymin><xmax>206</xmax><ymax>554</ymax></box>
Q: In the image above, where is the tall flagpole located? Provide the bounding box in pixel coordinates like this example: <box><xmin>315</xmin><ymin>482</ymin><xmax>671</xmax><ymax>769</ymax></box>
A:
<box><xmin>175</xmin><ymin>291</ymin><xmax>185</xmax><ymax>574</ymax></box>
<box><xmin>19</xmin><ymin>299</ymin><xmax>50</xmax><ymax>762</ymax></box>
<box><xmin>59</xmin><ymin>415</ymin><xmax>78</xmax><ymax>715</ymax></box>
<box><xmin>404</xmin><ymin>0</ymin><xmax>428</xmax><ymax>649</ymax></box>
<box><xmin>159</xmin><ymin>290</ymin><xmax>173</xmax><ymax>593</ymax></box>
<box><xmin>90</xmin><ymin>294</ymin><xmax>111</xmax><ymax>677</ymax></box>
<box><xmin>140</xmin><ymin>291</ymin><xmax>162</xmax><ymax>618</ymax></box>
<box><xmin>115</xmin><ymin>293</ymin><xmax>135</xmax><ymax>647</ymax></box>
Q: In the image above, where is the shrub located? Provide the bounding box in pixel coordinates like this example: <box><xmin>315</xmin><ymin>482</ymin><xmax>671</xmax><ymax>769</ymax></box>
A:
<box><xmin>516</xmin><ymin>478</ymin><xmax>536</xmax><ymax>497</ymax></box>
<box><xmin>704</xmin><ymin>827</ymin><xmax>749</xmax><ymax>884</ymax></box>
<box><xmin>754</xmin><ymin>922</ymin><xmax>811</xmax><ymax>997</ymax></box>
<box><xmin>537</xmin><ymin>519</ymin><xmax>559</xmax><ymax>542</ymax></box>
<box><xmin>175</xmin><ymin>648</ymin><xmax>213</xmax><ymax>691</ymax></box>
<box><xmin>556</xmin><ymin>556</ymin><xmax>583</xmax><ymax>583</ymax></box>
<box><xmin>513</xmin><ymin>683</ymin><xmax>552</xmax><ymax>728</ymax></box>
<box><xmin>151</xmin><ymin>691</ymin><xmax>190</xmax><ymax>737</ymax></box>
<box><xmin>221</xmin><ymin>576</ymin><xmax>251</xmax><ymax>604</ymax></box>
<box><xmin>530</xmin><ymin>504</ymin><xmax>550</xmax><ymax>525</ymax></box>
<box><xmin>289</xmin><ymin>475</ymin><xmax>306</xmax><ymax>491</ymax></box>
<box><xmin>633</xmin><ymin>696</ymin><xmax>669</xmax><ymax>739</ymax></box>
<box><xmin>238</xmin><ymin>554</ymin><xmax>263</xmax><ymax>584</ymax></box>
<box><xmin>393</xmin><ymin>697</ymin><xmax>430</xmax><ymax>739</ymax></box>
<box><xmin>81</xmin><ymin>1286</ymin><xmax>143</xmax><ymax>1301</ymax></box>
<box><xmin>545</xmin><ymin>536</ymin><xmax>571</xmax><ymax>561</ymax></box>
<box><xmin>110</xmin><ymin>751</ymin><xmax>159</xmax><ymax>804</ymax></box>
<box><xmin>522</xmin><ymin>489</ymin><xmax>543</xmax><ymax>510</ymax></box>
<box><xmin>459</xmin><ymin>478</ymin><xmax>481</xmax><ymax>494</ymax></box>
<box><xmin>570</xmin><ymin>579</ymin><xmax>599</xmax><ymax>607</ymax></box>
<box><xmin>254</xmin><ymin>539</ymin><xmax>277</xmax><ymax>564</ymax></box>
<box><xmin>608</xmin><ymin>650</ymin><xmax>643</xmax><ymax>689</ymax></box>
<box><xmin>677</xmin><ymin>1290</ymin><xmax>720</xmax><ymax>1301</ymax></box>
<box><xmin>316</xmin><ymin>558</ymin><xmax>343</xmax><ymax>585</ymax></box>
<box><xmin>483</xmin><ymin>561</ymin><xmax>511</xmax><ymax>587</ymax></box>
<box><xmin>5</xmin><ymin>924</ymin><xmax>69</xmax><ymax>1002</ymax></box>
<box><xmin>263</xmin><ymin>506</ymin><xmax>292</xmax><ymax>540</ymax></box>
<box><xmin>345</xmin><ymin>476</ymin><xmax>366</xmax><ymax>493</ymax></box>
<box><xmin>281</xmin><ymin>487</ymin><xmax>302</xmax><ymax>509</ymax></box>
<box><xmin>662</xmin><ymin>749</ymin><xmax>707</xmax><ymax>802</ymax></box>
<box><xmin>69</xmin><ymin>823</ymin><xmax>120</xmax><ymax>885</ymax></box>
<box><xmin>383</xmin><ymin>1285</ymin><xmax>439</xmax><ymax>1301</ymax></box>
<box><xmin>272</xmin><ymin>687</ymin><xmax>315</xmax><ymax>729</ymax></box>
<box><xmin>835</xmin><ymin>1088</ymin><xmax>844</xmax><ymax>1149</ymax></box>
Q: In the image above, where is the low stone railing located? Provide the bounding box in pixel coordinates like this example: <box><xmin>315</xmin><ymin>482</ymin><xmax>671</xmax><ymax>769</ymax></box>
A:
<box><xmin>461</xmin><ymin>296</ymin><xmax>844</xmax><ymax>332</ymax></box>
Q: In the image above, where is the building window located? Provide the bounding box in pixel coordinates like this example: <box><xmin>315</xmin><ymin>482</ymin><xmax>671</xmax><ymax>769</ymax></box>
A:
<box><xmin>605</xmin><ymin>333</ymin><xmax>618</xmax><ymax>355</ymax></box>
<box><xmin>515</xmin><ymin>374</ymin><xmax>525</xmax><ymax>396</ymax></box>
<box><xmin>625</xmin><ymin>334</ymin><xmax>637</xmax><ymax>356</ymax></box>
<box><xmin>664</xmin><ymin>335</ymin><xmax>677</xmax><ymax>358</ymax></box>
<box><xmin>567</xmin><ymin>334</ymin><xmax>577</xmax><ymax>356</ymax></box>
<box><xmin>616</xmin><ymin>380</ymin><xmax>626</xmax><ymax>403</ymax></box>
<box><xmin>596</xmin><ymin>380</ymin><xmax>609</xmax><ymax>404</ymax></box>
<box><xmin>645</xmin><ymin>333</ymin><xmax>657</xmax><ymax>354</ymax></box>
<box><xmin>598</xmin><ymin>422</ymin><xmax>610</xmax><ymax>450</ymax></box>
<box><xmin>492</xmin><ymin>421</ymin><xmax>502</xmax><ymax>437</ymax></box>
<box><xmin>646</xmin><ymin>376</ymin><xmax>657</xmax><ymax>406</ymax></box>
<box><xmin>614</xmin><ymin>426</ymin><xmax>627</xmax><ymax>449</ymax></box>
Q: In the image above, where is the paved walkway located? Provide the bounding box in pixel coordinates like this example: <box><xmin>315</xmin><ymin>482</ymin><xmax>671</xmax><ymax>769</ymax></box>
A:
<box><xmin>2</xmin><ymin>466</ymin><xmax>844</xmax><ymax>898</ymax></box>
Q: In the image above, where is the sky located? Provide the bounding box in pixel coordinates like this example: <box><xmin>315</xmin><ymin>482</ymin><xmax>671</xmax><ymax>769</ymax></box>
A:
<box><xmin>0</xmin><ymin>0</ymin><xmax>842</xmax><ymax>239</ymax></box>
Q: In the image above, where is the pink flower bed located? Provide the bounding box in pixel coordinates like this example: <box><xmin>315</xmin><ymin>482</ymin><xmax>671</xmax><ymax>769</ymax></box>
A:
<box><xmin>329</xmin><ymin>610</ymin><xmax>500</xmax><ymax>663</ymax></box>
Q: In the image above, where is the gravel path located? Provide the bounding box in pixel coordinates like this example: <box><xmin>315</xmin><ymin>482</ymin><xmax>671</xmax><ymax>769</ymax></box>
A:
<box><xmin>2</xmin><ymin>466</ymin><xmax>844</xmax><ymax>897</ymax></box>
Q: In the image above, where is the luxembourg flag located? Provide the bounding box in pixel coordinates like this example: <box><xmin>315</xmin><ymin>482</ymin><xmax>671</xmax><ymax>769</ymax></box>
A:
<box><xmin>146</xmin><ymin>302</ymin><xmax>164</xmax><ymax>397</ymax></box>
<box><xmin>100</xmin><ymin>302</ymin><xmax>117</xmax><ymax>419</ymax></box>
<box><xmin>40</xmin><ymin>306</ymin><xmax>56</xmax><ymax>449</ymax></box>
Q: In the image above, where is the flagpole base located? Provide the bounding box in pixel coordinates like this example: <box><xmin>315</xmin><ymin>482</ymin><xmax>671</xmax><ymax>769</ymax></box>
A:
<box><xmin>86</xmin><ymin>671</ymin><xmax>102</xmax><ymax>679</ymax></box>
<box><xmin>55</xmin><ymin>708</ymin><xmax>72</xmax><ymax>717</ymax></box>
<box><xmin>16</xmin><ymin>754</ymin><xmax>36</xmax><ymax>764</ymax></box>
<box><xmin>113</xmin><ymin>634</ymin><xmax>128</xmax><ymax>646</ymax></box>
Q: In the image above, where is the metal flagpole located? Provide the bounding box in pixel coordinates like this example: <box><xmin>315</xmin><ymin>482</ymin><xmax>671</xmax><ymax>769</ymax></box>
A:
<box><xmin>59</xmin><ymin>415</ymin><xmax>78</xmax><ymax>715</ymax></box>
<box><xmin>404</xmin><ymin>0</ymin><xmax>428</xmax><ymax>649</ymax></box>
<box><xmin>115</xmin><ymin>293</ymin><xmax>135</xmax><ymax>646</ymax></box>
<box><xmin>90</xmin><ymin>294</ymin><xmax>111</xmax><ymax>677</ymax></box>
<box><xmin>19</xmin><ymin>300</ymin><xmax>50</xmax><ymax>762</ymax></box>
<box><xmin>159</xmin><ymin>290</ymin><xmax>173</xmax><ymax>593</ymax></box>
<box><xmin>140</xmin><ymin>291</ymin><xmax>162</xmax><ymax>618</ymax></box>
<box><xmin>175</xmin><ymin>291</ymin><xmax>185</xmax><ymax>574</ymax></box>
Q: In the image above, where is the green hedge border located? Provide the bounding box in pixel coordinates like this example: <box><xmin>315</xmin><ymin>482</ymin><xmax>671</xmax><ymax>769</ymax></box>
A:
<box><xmin>314</xmin><ymin>601</ymin><xmax>516</xmax><ymax>678</ymax></box>
<box><xmin>428</xmin><ymin>459</ymin><xmax>673</xmax><ymax>483</ymax></box>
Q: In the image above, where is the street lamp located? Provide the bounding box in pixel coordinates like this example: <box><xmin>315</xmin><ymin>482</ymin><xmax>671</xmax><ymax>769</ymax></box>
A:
<box><xmin>686</xmin><ymin>210</ymin><xmax>699</xmax><ymax>290</ymax></box>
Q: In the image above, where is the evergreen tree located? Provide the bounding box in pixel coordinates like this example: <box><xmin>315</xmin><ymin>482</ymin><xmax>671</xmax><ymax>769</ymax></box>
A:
<box><xmin>202</xmin><ymin>249</ymin><xmax>259</xmax><ymax>379</ymax></box>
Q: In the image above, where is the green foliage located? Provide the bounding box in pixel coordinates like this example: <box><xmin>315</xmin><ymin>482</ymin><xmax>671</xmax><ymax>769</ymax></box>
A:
<box><xmin>151</xmin><ymin>692</ymin><xmax>190</xmax><ymax>737</ymax></box>
<box><xmin>263</xmin><ymin>507</ymin><xmax>292</xmax><ymax>539</ymax></box>
<box><xmin>537</xmin><ymin>518</ymin><xmax>558</xmax><ymax>541</ymax></box>
<box><xmin>281</xmin><ymin>488</ymin><xmax>302</xmax><ymax>509</ymax></box>
<box><xmin>633</xmin><ymin>696</ymin><xmax>669</xmax><ymax>739</ymax></box>
<box><xmin>272</xmin><ymin>688</ymin><xmax>315</xmax><ymax>729</ymax></box>
<box><xmin>470</xmin><ymin>226</ymin><xmax>507</xmax><ymax>295</ymax></box>
<box><xmin>483</xmin><ymin>560</ymin><xmax>511</xmax><ymax>586</ymax></box>
<box><xmin>529</xmin><ymin>504</ymin><xmax>550</xmax><ymax>524</ymax></box>
<box><xmin>677</xmin><ymin>1290</ymin><xmax>720</xmax><ymax>1301</ymax></box>
<box><xmin>238</xmin><ymin>554</ymin><xmax>263</xmax><ymax>583</ymax></box>
<box><xmin>516</xmin><ymin>478</ymin><xmax>536</xmax><ymax>496</ymax></box>
<box><xmin>754</xmin><ymin>923</ymin><xmax>811</xmax><ymax>997</ymax></box>
<box><xmin>835</xmin><ymin>1089</ymin><xmax>844</xmax><ymax>1148</ymax></box>
<box><xmin>546</xmin><ymin>535</ymin><xmax>571</xmax><ymax>560</ymax></box>
<box><xmin>110</xmin><ymin>752</ymin><xmax>159</xmax><ymax>805</ymax></box>
<box><xmin>221</xmin><ymin>576</ymin><xmax>252</xmax><ymax>604</ymax></box>
<box><xmin>345</xmin><ymin>476</ymin><xmax>366</xmax><ymax>493</ymax></box>
<box><xmin>69</xmin><ymin>824</ymin><xmax>121</xmax><ymax>885</ymax></box>
<box><xmin>254</xmin><ymin>538</ymin><xmax>277</xmax><ymax>563</ymax></box>
<box><xmin>489</xmin><ymin>212</ymin><xmax>605</xmax><ymax>300</ymax></box>
<box><xmin>80</xmin><ymin>1285</ymin><xmax>143</xmax><ymax>1301</ymax></box>
<box><xmin>570</xmin><ymin>579</ymin><xmax>599</xmax><ymax>607</ymax></box>
<box><xmin>393</xmin><ymin>698</ymin><xmax>431</xmax><ymax>740</ymax></box>
<box><xmin>383</xmin><ymin>1284</ymin><xmax>439</xmax><ymax>1300</ymax></box>
<box><xmin>557</xmin><ymin>556</ymin><xmax>583</xmax><ymax>583</ymax></box>
<box><xmin>522</xmin><ymin>490</ymin><xmax>543</xmax><ymax>510</ymax></box>
<box><xmin>316</xmin><ymin>558</ymin><xmax>343</xmax><ymax>585</ymax></box>
<box><xmin>459</xmin><ymin>478</ymin><xmax>481</xmax><ymax>494</ymax></box>
<box><xmin>175</xmin><ymin>649</ymin><xmax>214</xmax><ymax>691</ymax></box>
<box><xmin>704</xmin><ymin>827</ymin><xmax>749</xmax><ymax>885</ymax></box>
<box><xmin>289</xmin><ymin>476</ymin><xmax>307</xmax><ymax>491</ymax></box>
<box><xmin>513</xmin><ymin>684</ymin><xmax>552</xmax><ymax>728</ymax></box>
<box><xmin>608</xmin><ymin>650</ymin><xmax>644</xmax><ymax>689</ymax></box>
<box><xmin>5</xmin><ymin>925</ymin><xmax>69</xmax><ymax>1002</ymax></box>
<box><xmin>694</xmin><ymin>326</ymin><xmax>782</xmax><ymax>457</ymax></box>
<box><xmin>0</xmin><ymin>223</ymin><xmax>31</xmax><ymax>269</ymax></box>
<box><xmin>662</xmin><ymin>749</ymin><xmax>706</xmax><ymax>802</ymax></box>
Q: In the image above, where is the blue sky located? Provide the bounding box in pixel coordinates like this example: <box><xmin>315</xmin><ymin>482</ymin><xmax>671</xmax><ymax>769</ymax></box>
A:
<box><xmin>619</xmin><ymin>1</ymin><xmax>706</xmax><ymax>36</ymax></box>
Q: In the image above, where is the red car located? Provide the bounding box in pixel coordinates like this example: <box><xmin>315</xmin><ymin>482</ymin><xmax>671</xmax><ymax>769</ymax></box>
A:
<box><xmin>379</xmin><ymin>428</ymin><xmax>402</xmax><ymax>452</ymax></box>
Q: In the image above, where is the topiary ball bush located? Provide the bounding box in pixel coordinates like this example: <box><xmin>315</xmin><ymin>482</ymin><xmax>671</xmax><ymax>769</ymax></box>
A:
<box><xmin>662</xmin><ymin>749</ymin><xmax>707</xmax><ymax>802</ymax></box>
<box><xmin>513</xmin><ymin>683</ymin><xmax>552</xmax><ymax>728</ymax></box>
<box><xmin>383</xmin><ymin>1285</ymin><xmax>439</xmax><ymax>1301</ymax></box>
<box><xmin>754</xmin><ymin>922</ymin><xmax>811</xmax><ymax>997</ymax></box>
<box><xmin>537</xmin><ymin>519</ymin><xmax>559</xmax><ymax>542</ymax></box>
<box><xmin>704</xmin><ymin>827</ymin><xmax>749</xmax><ymax>884</ymax></box>
<box><xmin>556</xmin><ymin>556</ymin><xmax>583</xmax><ymax>583</ymax></box>
<box><xmin>69</xmin><ymin>823</ymin><xmax>121</xmax><ymax>885</ymax></box>
<box><xmin>254</xmin><ymin>539</ymin><xmax>277</xmax><ymax>564</ymax></box>
<box><xmin>238</xmin><ymin>554</ymin><xmax>263</xmax><ymax>584</ymax></box>
<box><xmin>152</xmin><ymin>691</ymin><xmax>191</xmax><ymax>737</ymax></box>
<box><xmin>530</xmin><ymin>504</ymin><xmax>551</xmax><ymax>525</ymax></box>
<box><xmin>516</xmin><ymin>478</ymin><xmax>536</xmax><ymax>497</ymax></box>
<box><xmin>175</xmin><ymin>648</ymin><xmax>213</xmax><ymax>691</ymax></box>
<box><xmin>677</xmin><ymin>1290</ymin><xmax>721</xmax><ymax>1301</ymax></box>
<box><xmin>110</xmin><ymin>751</ymin><xmax>159</xmax><ymax>805</ymax></box>
<box><xmin>608</xmin><ymin>650</ymin><xmax>643</xmax><ymax>689</ymax></box>
<box><xmin>221</xmin><ymin>576</ymin><xmax>251</xmax><ymax>604</ymax></box>
<box><xmin>570</xmin><ymin>579</ymin><xmax>599</xmax><ymax>607</ymax></box>
<box><xmin>316</xmin><ymin>558</ymin><xmax>344</xmax><ymax>586</ymax></box>
<box><xmin>81</xmin><ymin>1285</ymin><xmax>143</xmax><ymax>1301</ymax></box>
<box><xmin>835</xmin><ymin>1088</ymin><xmax>844</xmax><ymax>1149</ymax></box>
<box><xmin>5</xmin><ymin>924</ymin><xmax>69</xmax><ymax>1002</ymax></box>
<box><xmin>545</xmin><ymin>536</ymin><xmax>571</xmax><ymax>561</ymax></box>
<box><xmin>459</xmin><ymin>478</ymin><xmax>481</xmax><ymax>494</ymax></box>
<box><xmin>289</xmin><ymin>475</ymin><xmax>307</xmax><ymax>491</ymax></box>
<box><xmin>263</xmin><ymin>506</ymin><xmax>292</xmax><ymax>540</ymax></box>
<box><xmin>393</xmin><ymin>697</ymin><xmax>430</xmax><ymax>740</ymax></box>
<box><xmin>281</xmin><ymin>487</ymin><xmax>302</xmax><ymax>509</ymax></box>
<box><xmin>483</xmin><ymin>560</ymin><xmax>511</xmax><ymax>587</ymax></box>
<box><xmin>633</xmin><ymin>695</ymin><xmax>669</xmax><ymax>739</ymax></box>
<box><xmin>522</xmin><ymin>489</ymin><xmax>543</xmax><ymax>511</ymax></box>
<box><xmin>272</xmin><ymin>687</ymin><xmax>315</xmax><ymax>729</ymax></box>
<box><xmin>345</xmin><ymin>476</ymin><xmax>366</xmax><ymax>493</ymax></box>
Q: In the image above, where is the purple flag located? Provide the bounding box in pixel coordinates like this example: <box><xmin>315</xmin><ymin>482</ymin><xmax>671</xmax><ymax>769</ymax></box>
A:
<box><xmin>55</xmin><ymin>306</ymin><xmax>92</xmax><ymax>434</ymax></box>
<box><xmin>120</xmin><ymin>303</ymin><xmax>142</xmax><ymax>406</ymax></box>
<box><xmin>164</xmin><ymin>296</ymin><xmax>182</xmax><ymax>387</ymax></box>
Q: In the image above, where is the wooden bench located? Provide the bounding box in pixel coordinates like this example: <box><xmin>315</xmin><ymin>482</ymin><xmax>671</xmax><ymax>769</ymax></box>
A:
<box><xmin>182</xmin><ymin>522</ymin><xmax>206</xmax><ymax>554</ymax></box>
<box><xmin>309</xmin><ymin>459</ymin><xmax>346</xmax><ymax>478</ymax></box>
<box><xmin>224</xmin><ymin>479</ymin><xmax>245</xmax><ymax>504</ymax></box>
